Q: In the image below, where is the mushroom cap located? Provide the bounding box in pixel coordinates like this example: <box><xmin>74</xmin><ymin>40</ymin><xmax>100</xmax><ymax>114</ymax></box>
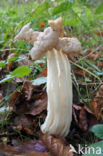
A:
<box><xmin>30</xmin><ymin>27</ymin><xmax>59</xmax><ymax>60</ymax></box>
<box><xmin>15</xmin><ymin>23</ymin><xmax>39</xmax><ymax>44</ymax></box>
<box><xmin>56</xmin><ymin>37</ymin><xmax>82</xmax><ymax>55</ymax></box>
<box><xmin>15</xmin><ymin>17</ymin><xmax>82</xmax><ymax>60</ymax></box>
<box><xmin>15</xmin><ymin>23</ymin><xmax>31</xmax><ymax>40</ymax></box>
<box><xmin>48</xmin><ymin>17</ymin><xmax>64</xmax><ymax>37</ymax></box>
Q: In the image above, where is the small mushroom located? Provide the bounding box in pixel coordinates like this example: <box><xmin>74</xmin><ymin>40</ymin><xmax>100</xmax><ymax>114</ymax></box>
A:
<box><xmin>15</xmin><ymin>17</ymin><xmax>81</xmax><ymax>137</ymax></box>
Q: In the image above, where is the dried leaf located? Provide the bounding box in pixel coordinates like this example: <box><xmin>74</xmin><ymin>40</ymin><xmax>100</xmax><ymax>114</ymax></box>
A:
<box><xmin>39</xmin><ymin>133</ymin><xmax>73</xmax><ymax>156</ymax></box>
<box><xmin>72</xmin><ymin>69</ymin><xmax>89</xmax><ymax>76</ymax></box>
<box><xmin>79</xmin><ymin>108</ymin><xmax>88</xmax><ymax>131</ymax></box>
<box><xmin>94</xmin><ymin>30</ymin><xmax>103</xmax><ymax>36</ymax></box>
<box><xmin>13</xmin><ymin>125</ymin><xmax>34</xmax><ymax>136</ymax></box>
<box><xmin>72</xmin><ymin>108</ymin><xmax>78</xmax><ymax>125</ymax></box>
<box><xmin>13</xmin><ymin>114</ymin><xmax>33</xmax><ymax>130</ymax></box>
<box><xmin>0</xmin><ymin>92</ymin><xmax>3</xmax><ymax>104</ymax></box>
<box><xmin>40</xmin><ymin>68</ymin><xmax>47</xmax><ymax>77</ymax></box>
<box><xmin>26</xmin><ymin>92</ymin><xmax>47</xmax><ymax>116</ymax></box>
<box><xmin>0</xmin><ymin>140</ymin><xmax>48</xmax><ymax>155</ymax></box>
<box><xmin>40</xmin><ymin>21</ymin><xmax>45</xmax><ymax>28</ymax></box>
<box><xmin>25</xmin><ymin>151</ymin><xmax>49</xmax><ymax>156</ymax></box>
<box><xmin>90</xmin><ymin>85</ymin><xmax>103</xmax><ymax>119</ymax></box>
<box><xmin>22</xmin><ymin>81</ymin><xmax>34</xmax><ymax>101</ymax></box>
<box><xmin>7</xmin><ymin>53</ymin><xmax>17</xmax><ymax>70</ymax></box>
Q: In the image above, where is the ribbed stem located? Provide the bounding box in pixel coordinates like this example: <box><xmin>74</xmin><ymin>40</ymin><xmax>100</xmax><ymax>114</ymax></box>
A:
<box><xmin>41</xmin><ymin>49</ymin><xmax>72</xmax><ymax>137</ymax></box>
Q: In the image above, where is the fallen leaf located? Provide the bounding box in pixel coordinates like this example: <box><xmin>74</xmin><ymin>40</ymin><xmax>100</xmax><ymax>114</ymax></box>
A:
<box><xmin>26</xmin><ymin>92</ymin><xmax>47</xmax><ymax>116</ymax></box>
<box><xmin>40</xmin><ymin>21</ymin><xmax>45</xmax><ymax>28</ymax></box>
<box><xmin>7</xmin><ymin>53</ymin><xmax>17</xmax><ymax>70</ymax></box>
<box><xmin>14</xmin><ymin>114</ymin><xmax>32</xmax><ymax>126</ymax></box>
<box><xmin>26</xmin><ymin>151</ymin><xmax>49</xmax><ymax>156</ymax></box>
<box><xmin>40</xmin><ymin>68</ymin><xmax>47</xmax><ymax>77</ymax></box>
<box><xmin>0</xmin><ymin>92</ymin><xmax>3</xmax><ymax>105</ymax></box>
<box><xmin>0</xmin><ymin>140</ymin><xmax>49</xmax><ymax>155</ymax></box>
<box><xmin>22</xmin><ymin>81</ymin><xmax>34</xmax><ymax>101</ymax></box>
<box><xmin>94</xmin><ymin>30</ymin><xmax>103</xmax><ymax>36</ymax></box>
<box><xmin>39</xmin><ymin>132</ymin><xmax>73</xmax><ymax>156</ymax></box>
<box><xmin>79</xmin><ymin>108</ymin><xmax>88</xmax><ymax>131</ymax></box>
<box><xmin>73</xmin><ymin>104</ymin><xmax>98</xmax><ymax>131</ymax></box>
<box><xmin>90</xmin><ymin>85</ymin><xmax>103</xmax><ymax>119</ymax></box>
<box><xmin>72</xmin><ymin>69</ymin><xmax>89</xmax><ymax>77</ymax></box>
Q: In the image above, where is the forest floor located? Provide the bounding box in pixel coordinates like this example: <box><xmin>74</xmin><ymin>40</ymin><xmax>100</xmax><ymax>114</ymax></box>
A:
<box><xmin>0</xmin><ymin>0</ymin><xmax>103</xmax><ymax>156</ymax></box>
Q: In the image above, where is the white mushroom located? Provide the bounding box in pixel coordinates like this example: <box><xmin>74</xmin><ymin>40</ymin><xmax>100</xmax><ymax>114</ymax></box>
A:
<box><xmin>15</xmin><ymin>23</ymin><xmax>39</xmax><ymax>44</ymax></box>
<box><xmin>15</xmin><ymin>17</ymin><xmax>81</xmax><ymax>137</ymax></box>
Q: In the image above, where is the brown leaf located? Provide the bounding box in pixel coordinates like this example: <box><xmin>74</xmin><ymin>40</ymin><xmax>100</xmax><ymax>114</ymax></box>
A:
<box><xmin>13</xmin><ymin>125</ymin><xmax>34</xmax><ymax>136</ymax></box>
<box><xmin>73</xmin><ymin>104</ymin><xmax>98</xmax><ymax>131</ymax></box>
<box><xmin>39</xmin><ymin>132</ymin><xmax>73</xmax><ymax>156</ymax></box>
<box><xmin>85</xmin><ymin>49</ymin><xmax>101</xmax><ymax>61</ymax></box>
<box><xmin>7</xmin><ymin>53</ymin><xmax>17</xmax><ymax>70</ymax></box>
<box><xmin>25</xmin><ymin>151</ymin><xmax>49</xmax><ymax>156</ymax></box>
<box><xmin>90</xmin><ymin>85</ymin><xmax>103</xmax><ymax>119</ymax></box>
<box><xmin>0</xmin><ymin>92</ymin><xmax>3</xmax><ymax>105</ymax></box>
<box><xmin>0</xmin><ymin>140</ymin><xmax>49</xmax><ymax>155</ymax></box>
<box><xmin>40</xmin><ymin>21</ymin><xmax>45</xmax><ymax>28</ymax></box>
<box><xmin>26</xmin><ymin>92</ymin><xmax>47</xmax><ymax>116</ymax></box>
<box><xmin>72</xmin><ymin>69</ymin><xmax>89</xmax><ymax>76</ymax></box>
<box><xmin>9</xmin><ymin>89</ymin><xmax>21</xmax><ymax>107</ymax></box>
<box><xmin>94</xmin><ymin>30</ymin><xmax>103</xmax><ymax>36</ymax></box>
<box><xmin>40</xmin><ymin>68</ymin><xmax>47</xmax><ymax>77</ymax></box>
<box><xmin>79</xmin><ymin>107</ymin><xmax>88</xmax><ymax>131</ymax></box>
<box><xmin>22</xmin><ymin>81</ymin><xmax>34</xmax><ymax>101</ymax></box>
<box><xmin>72</xmin><ymin>108</ymin><xmax>78</xmax><ymax>125</ymax></box>
<box><xmin>13</xmin><ymin>114</ymin><xmax>33</xmax><ymax>130</ymax></box>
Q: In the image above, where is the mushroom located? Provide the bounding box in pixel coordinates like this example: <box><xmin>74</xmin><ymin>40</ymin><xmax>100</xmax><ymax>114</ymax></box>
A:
<box><xmin>15</xmin><ymin>17</ymin><xmax>81</xmax><ymax>137</ymax></box>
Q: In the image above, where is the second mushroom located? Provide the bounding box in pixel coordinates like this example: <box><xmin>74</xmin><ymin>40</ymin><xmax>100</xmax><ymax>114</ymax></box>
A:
<box><xmin>15</xmin><ymin>17</ymin><xmax>81</xmax><ymax>137</ymax></box>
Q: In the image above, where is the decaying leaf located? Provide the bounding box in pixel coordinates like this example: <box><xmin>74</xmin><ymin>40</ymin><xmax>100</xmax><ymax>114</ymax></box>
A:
<box><xmin>39</xmin><ymin>132</ymin><xmax>73</xmax><ymax>156</ymax></box>
<box><xmin>9</xmin><ymin>82</ymin><xmax>47</xmax><ymax>115</ymax></box>
<box><xmin>0</xmin><ymin>92</ymin><xmax>3</xmax><ymax>104</ymax></box>
<box><xmin>13</xmin><ymin>114</ymin><xmax>34</xmax><ymax>135</ymax></box>
<box><xmin>85</xmin><ymin>48</ymin><xmax>101</xmax><ymax>61</ymax></box>
<box><xmin>73</xmin><ymin>104</ymin><xmax>98</xmax><ymax>131</ymax></box>
<box><xmin>90</xmin><ymin>85</ymin><xmax>103</xmax><ymax>119</ymax></box>
<box><xmin>22</xmin><ymin>80</ymin><xmax>34</xmax><ymax>101</ymax></box>
<box><xmin>0</xmin><ymin>140</ymin><xmax>49</xmax><ymax>156</ymax></box>
<box><xmin>26</xmin><ymin>92</ymin><xmax>47</xmax><ymax>116</ymax></box>
<box><xmin>7</xmin><ymin>53</ymin><xmax>17</xmax><ymax>70</ymax></box>
<box><xmin>40</xmin><ymin>21</ymin><xmax>45</xmax><ymax>28</ymax></box>
<box><xmin>72</xmin><ymin>69</ymin><xmax>89</xmax><ymax>77</ymax></box>
<box><xmin>94</xmin><ymin>30</ymin><xmax>103</xmax><ymax>36</ymax></box>
<box><xmin>79</xmin><ymin>107</ymin><xmax>88</xmax><ymax>131</ymax></box>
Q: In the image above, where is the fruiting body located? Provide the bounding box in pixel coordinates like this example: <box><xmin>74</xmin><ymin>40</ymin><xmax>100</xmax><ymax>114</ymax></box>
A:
<box><xmin>41</xmin><ymin>49</ymin><xmax>72</xmax><ymax>136</ymax></box>
<box><xmin>15</xmin><ymin>17</ymin><xmax>81</xmax><ymax>136</ymax></box>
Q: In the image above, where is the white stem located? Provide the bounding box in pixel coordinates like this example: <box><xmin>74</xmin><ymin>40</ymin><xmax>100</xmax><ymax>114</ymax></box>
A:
<box><xmin>41</xmin><ymin>49</ymin><xmax>72</xmax><ymax>137</ymax></box>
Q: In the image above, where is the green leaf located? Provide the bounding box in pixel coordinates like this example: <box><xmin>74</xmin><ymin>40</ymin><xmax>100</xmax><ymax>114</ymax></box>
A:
<box><xmin>7</xmin><ymin>57</ymin><xmax>18</xmax><ymax>62</ymax></box>
<box><xmin>51</xmin><ymin>1</ymin><xmax>72</xmax><ymax>15</ymax></box>
<box><xmin>0</xmin><ymin>75</ymin><xmax>16</xmax><ymax>83</ymax></box>
<box><xmin>91</xmin><ymin>124</ymin><xmax>103</xmax><ymax>139</ymax></box>
<box><xmin>11</xmin><ymin>66</ymin><xmax>31</xmax><ymax>78</ymax></box>
<box><xmin>83</xmin><ymin>141</ymin><xmax>103</xmax><ymax>156</ymax></box>
<box><xmin>96</xmin><ymin>3</ymin><xmax>103</xmax><ymax>14</ymax></box>
<box><xmin>33</xmin><ymin>77</ymin><xmax>47</xmax><ymax>85</ymax></box>
<box><xmin>32</xmin><ymin>1</ymin><xmax>50</xmax><ymax>18</ymax></box>
<box><xmin>0</xmin><ymin>61</ymin><xmax>6</xmax><ymax>68</ymax></box>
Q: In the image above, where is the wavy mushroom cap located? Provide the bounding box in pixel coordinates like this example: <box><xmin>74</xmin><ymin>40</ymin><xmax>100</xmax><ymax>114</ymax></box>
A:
<box><xmin>56</xmin><ymin>37</ymin><xmax>82</xmax><ymax>55</ymax></box>
<box><xmin>30</xmin><ymin>27</ymin><xmax>59</xmax><ymax>60</ymax></box>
